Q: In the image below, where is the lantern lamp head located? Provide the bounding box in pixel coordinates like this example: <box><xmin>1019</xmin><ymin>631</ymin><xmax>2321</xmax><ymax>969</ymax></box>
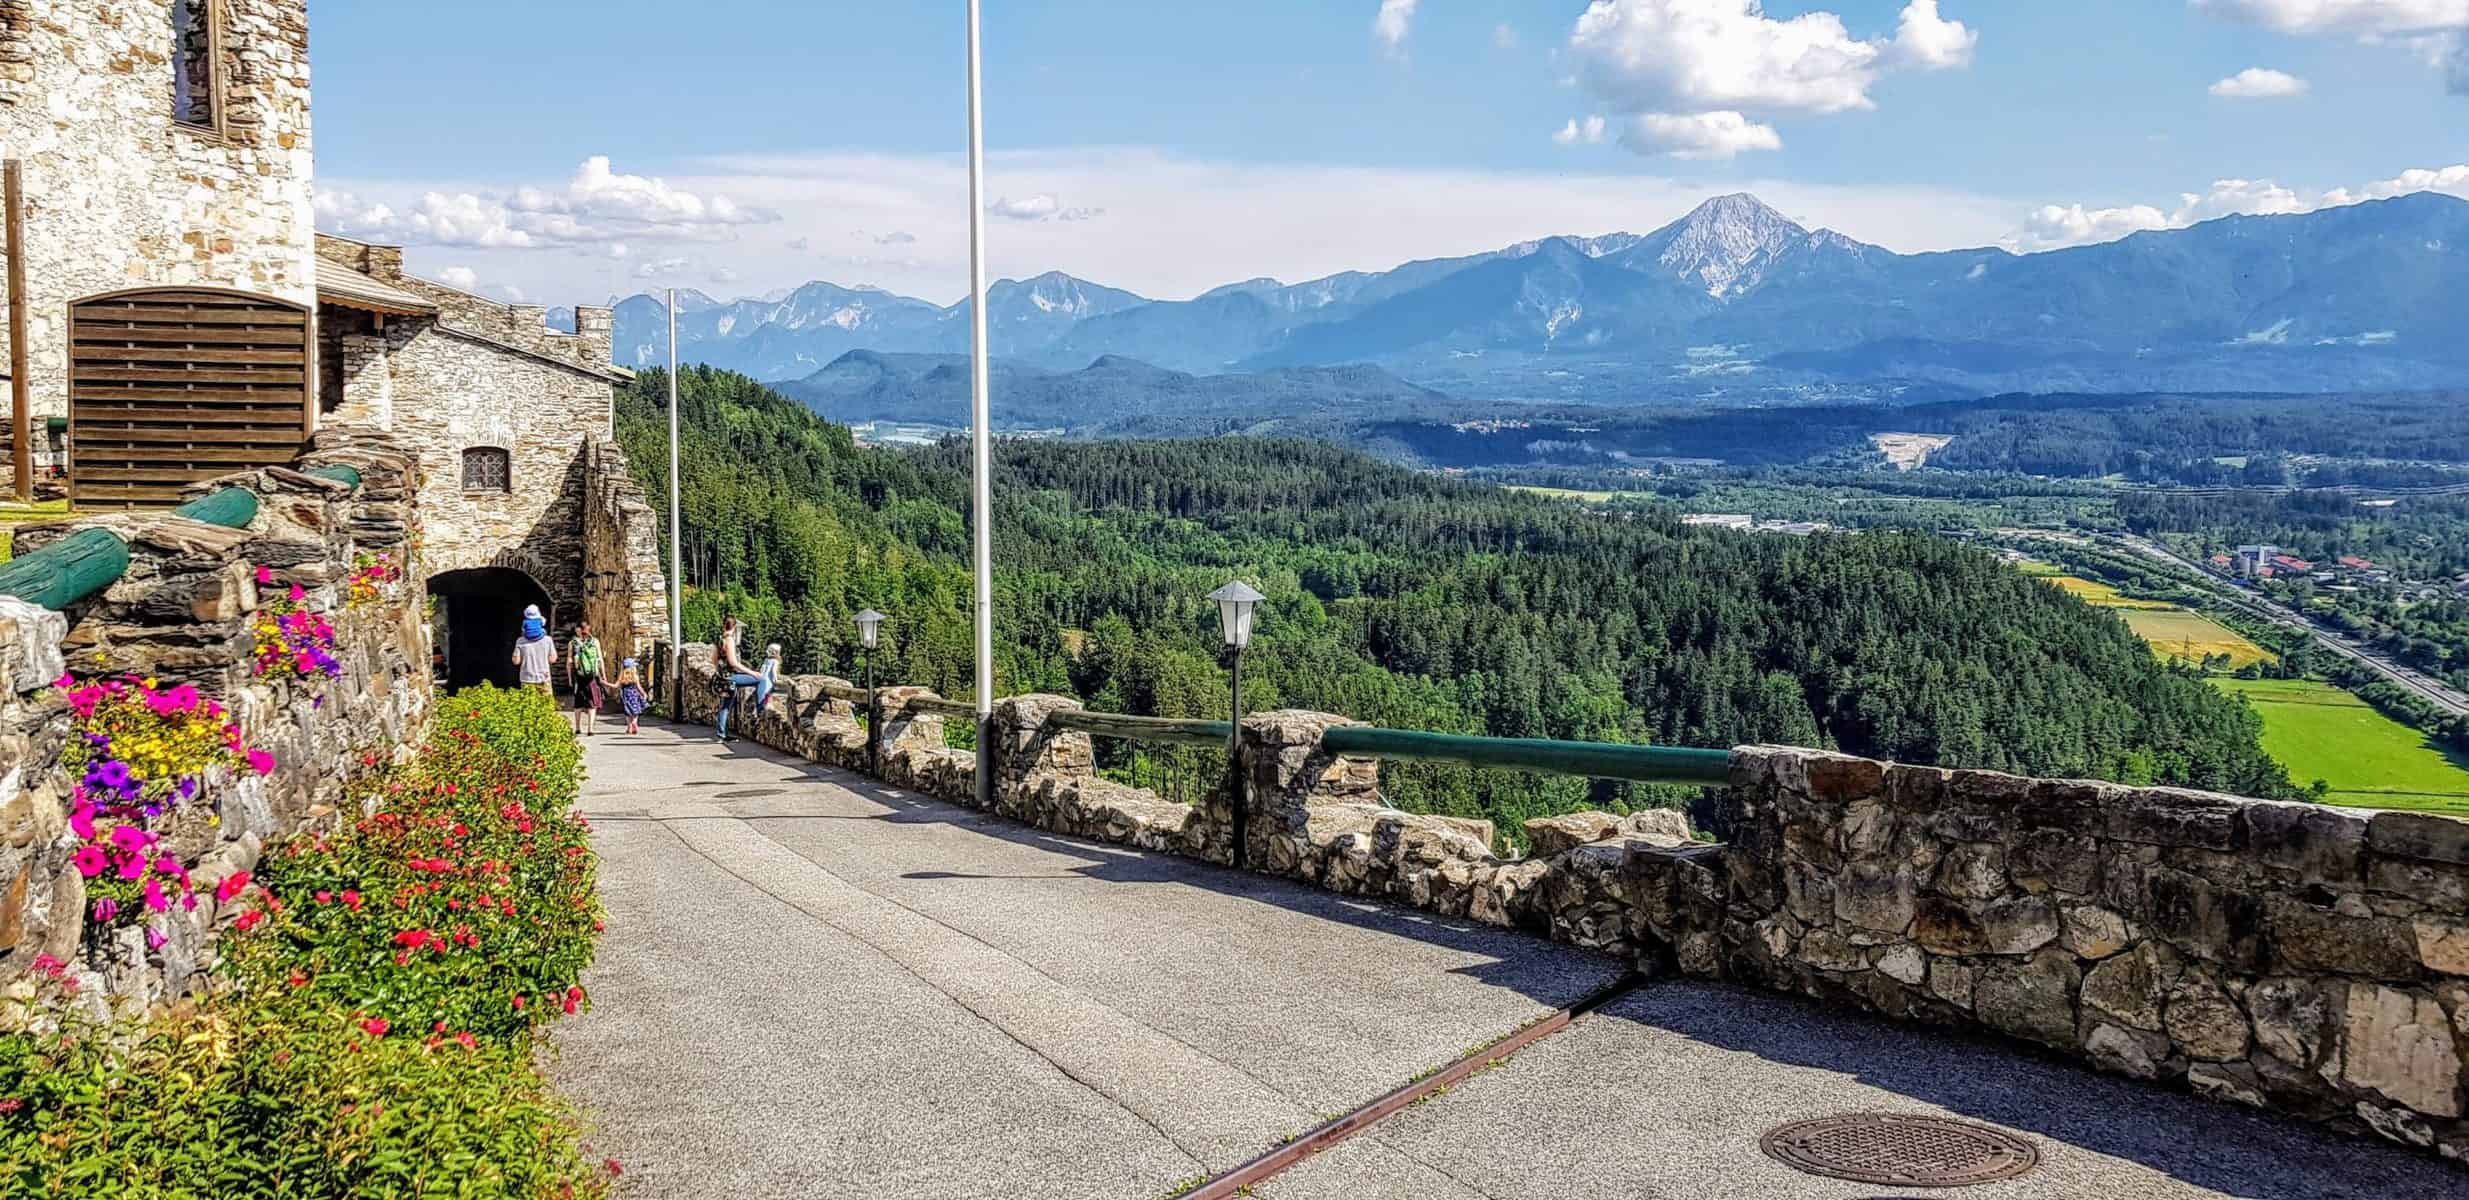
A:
<box><xmin>855</xmin><ymin>609</ymin><xmax>887</xmax><ymax>650</ymax></box>
<box><xmin>1207</xmin><ymin>581</ymin><xmax>1264</xmax><ymax>650</ymax></box>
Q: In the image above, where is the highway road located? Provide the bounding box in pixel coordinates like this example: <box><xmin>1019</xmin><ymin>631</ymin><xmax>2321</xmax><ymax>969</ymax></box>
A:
<box><xmin>2105</xmin><ymin>533</ymin><xmax>2469</xmax><ymax>718</ymax></box>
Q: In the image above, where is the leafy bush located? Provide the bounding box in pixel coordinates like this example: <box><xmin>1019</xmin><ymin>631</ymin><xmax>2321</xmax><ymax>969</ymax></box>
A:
<box><xmin>0</xmin><ymin>683</ymin><xmax>611</xmax><ymax>1198</ymax></box>
<box><xmin>0</xmin><ymin>993</ymin><xmax>606</xmax><ymax>1199</ymax></box>
<box><xmin>238</xmin><ymin>684</ymin><xmax>600</xmax><ymax>1040</ymax></box>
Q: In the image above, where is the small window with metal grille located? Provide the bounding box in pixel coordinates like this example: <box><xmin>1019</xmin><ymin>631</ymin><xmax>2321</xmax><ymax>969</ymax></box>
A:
<box><xmin>462</xmin><ymin>447</ymin><xmax>511</xmax><ymax>494</ymax></box>
<box><xmin>172</xmin><ymin>0</ymin><xmax>222</xmax><ymax>132</ymax></box>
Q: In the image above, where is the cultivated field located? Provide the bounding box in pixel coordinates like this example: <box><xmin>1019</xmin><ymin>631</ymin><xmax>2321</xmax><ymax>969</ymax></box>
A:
<box><xmin>2215</xmin><ymin>677</ymin><xmax>2469</xmax><ymax>814</ymax></box>
<box><xmin>2121</xmin><ymin>609</ymin><xmax>2276</xmax><ymax>670</ymax></box>
<box><xmin>2035</xmin><ymin>573</ymin><xmax>2178</xmax><ymax>611</ymax></box>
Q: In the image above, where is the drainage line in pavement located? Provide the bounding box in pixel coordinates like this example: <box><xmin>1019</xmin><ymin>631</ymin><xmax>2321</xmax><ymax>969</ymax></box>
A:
<box><xmin>1182</xmin><ymin>971</ymin><xmax>1645</xmax><ymax>1200</ymax></box>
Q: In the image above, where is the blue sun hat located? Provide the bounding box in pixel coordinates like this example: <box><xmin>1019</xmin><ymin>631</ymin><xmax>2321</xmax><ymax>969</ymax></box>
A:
<box><xmin>521</xmin><ymin>604</ymin><xmax>546</xmax><ymax>641</ymax></box>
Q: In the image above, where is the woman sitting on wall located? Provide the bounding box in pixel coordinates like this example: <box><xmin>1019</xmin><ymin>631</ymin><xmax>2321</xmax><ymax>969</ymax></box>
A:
<box><xmin>714</xmin><ymin>615</ymin><xmax>762</xmax><ymax>741</ymax></box>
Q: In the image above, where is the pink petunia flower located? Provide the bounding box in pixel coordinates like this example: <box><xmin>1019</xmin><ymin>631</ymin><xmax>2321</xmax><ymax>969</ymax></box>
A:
<box><xmin>256</xmin><ymin>565</ymin><xmax>272</xmax><ymax>585</ymax></box>
<box><xmin>143</xmin><ymin>879</ymin><xmax>168</xmax><ymax>913</ymax></box>
<box><xmin>247</xmin><ymin>749</ymin><xmax>276</xmax><ymax>775</ymax></box>
<box><xmin>91</xmin><ymin>899</ymin><xmax>117</xmax><ymax>923</ymax></box>
<box><xmin>69</xmin><ymin>801</ymin><xmax>96</xmax><ymax>841</ymax></box>
<box><xmin>72</xmin><ymin>847</ymin><xmax>107</xmax><ymax>878</ymax></box>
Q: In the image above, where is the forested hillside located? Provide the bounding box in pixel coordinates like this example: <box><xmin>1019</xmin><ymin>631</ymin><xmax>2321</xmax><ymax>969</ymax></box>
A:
<box><xmin>616</xmin><ymin>368</ymin><xmax>2298</xmax><ymax>841</ymax></box>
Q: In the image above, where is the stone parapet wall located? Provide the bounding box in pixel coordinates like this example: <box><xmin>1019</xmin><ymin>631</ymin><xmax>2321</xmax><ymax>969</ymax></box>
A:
<box><xmin>670</xmin><ymin>648</ymin><xmax>2469</xmax><ymax>1162</ymax></box>
<box><xmin>1721</xmin><ymin>746</ymin><xmax>2469</xmax><ymax>1159</ymax></box>
<box><xmin>0</xmin><ymin>429</ymin><xmax>432</xmax><ymax>1015</ymax></box>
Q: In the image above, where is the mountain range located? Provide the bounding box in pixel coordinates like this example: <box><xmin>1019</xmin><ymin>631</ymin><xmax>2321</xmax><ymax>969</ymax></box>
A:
<box><xmin>605</xmin><ymin>191</ymin><xmax>2469</xmax><ymax>406</ymax></box>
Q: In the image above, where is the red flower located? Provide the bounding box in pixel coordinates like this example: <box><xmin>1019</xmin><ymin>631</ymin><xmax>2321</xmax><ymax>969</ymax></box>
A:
<box><xmin>214</xmin><ymin>871</ymin><xmax>252</xmax><ymax>903</ymax></box>
<box><xmin>605</xmin><ymin>1160</ymin><xmax>624</xmax><ymax>1178</ymax></box>
<box><xmin>511</xmin><ymin>994</ymin><xmax>526</xmax><ymax>1011</ymax></box>
<box><xmin>456</xmin><ymin>1031</ymin><xmax>478</xmax><ymax>1051</ymax></box>
<box><xmin>360</xmin><ymin>1017</ymin><xmax>389</xmax><ymax>1037</ymax></box>
<box><xmin>234</xmin><ymin>910</ymin><xmax>266</xmax><ymax>932</ymax></box>
<box><xmin>287</xmin><ymin>970</ymin><xmax>308</xmax><ymax>989</ymax></box>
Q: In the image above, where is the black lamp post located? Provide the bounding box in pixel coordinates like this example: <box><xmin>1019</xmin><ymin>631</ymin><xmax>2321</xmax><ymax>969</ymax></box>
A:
<box><xmin>1209</xmin><ymin>581</ymin><xmax>1263</xmax><ymax>868</ymax></box>
<box><xmin>856</xmin><ymin>609</ymin><xmax>886</xmax><ymax>776</ymax></box>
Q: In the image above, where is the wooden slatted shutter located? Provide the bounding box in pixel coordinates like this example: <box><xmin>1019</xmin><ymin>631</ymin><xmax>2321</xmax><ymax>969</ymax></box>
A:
<box><xmin>69</xmin><ymin>289</ymin><xmax>310</xmax><ymax>508</ymax></box>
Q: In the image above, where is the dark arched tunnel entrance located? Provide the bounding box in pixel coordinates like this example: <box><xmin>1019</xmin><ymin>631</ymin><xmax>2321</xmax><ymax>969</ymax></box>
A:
<box><xmin>428</xmin><ymin>567</ymin><xmax>556</xmax><ymax>692</ymax></box>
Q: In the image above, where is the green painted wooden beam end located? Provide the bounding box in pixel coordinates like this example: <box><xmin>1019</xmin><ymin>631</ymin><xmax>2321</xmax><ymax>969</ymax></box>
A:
<box><xmin>0</xmin><ymin>527</ymin><xmax>131</xmax><ymax>611</ymax></box>
<box><xmin>1322</xmin><ymin>726</ymin><xmax>1735</xmax><ymax>787</ymax></box>
<box><xmin>171</xmin><ymin>487</ymin><xmax>259</xmax><ymax>530</ymax></box>
<box><xmin>306</xmin><ymin>465</ymin><xmax>362</xmax><ymax>488</ymax></box>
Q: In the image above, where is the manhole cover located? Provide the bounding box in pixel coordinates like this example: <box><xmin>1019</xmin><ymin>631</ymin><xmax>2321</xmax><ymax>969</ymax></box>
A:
<box><xmin>1761</xmin><ymin>1114</ymin><xmax>2038</xmax><ymax>1188</ymax></box>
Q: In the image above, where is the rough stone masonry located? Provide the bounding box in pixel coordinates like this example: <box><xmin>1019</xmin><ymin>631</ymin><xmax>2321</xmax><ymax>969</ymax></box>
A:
<box><xmin>677</xmin><ymin>648</ymin><xmax>2469</xmax><ymax>1166</ymax></box>
<box><xmin>0</xmin><ymin>428</ymin><xmax>431</xmax><ymax>1017</ymax></box>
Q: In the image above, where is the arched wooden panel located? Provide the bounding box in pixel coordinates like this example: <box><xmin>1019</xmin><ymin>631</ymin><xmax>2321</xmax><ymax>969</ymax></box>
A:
<box><xmin>69</xmin><ymin>288</ymin><xmax>310</xmax><ymax>508</ymax></box>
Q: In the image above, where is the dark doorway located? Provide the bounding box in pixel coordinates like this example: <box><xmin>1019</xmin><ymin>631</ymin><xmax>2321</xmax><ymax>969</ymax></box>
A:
<box><xmin>428</xmin><ymin>567</ymin><xmax>555</xmax><ymax>693</ymax></box>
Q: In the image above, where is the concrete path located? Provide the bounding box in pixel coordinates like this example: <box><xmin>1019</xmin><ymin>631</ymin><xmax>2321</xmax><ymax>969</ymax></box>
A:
<box><xmin>1257</xmin><ymin>981</ymin><xmax>2466</xmax><ymax>1200</ymax></box>
<box><xmin>554</xmin><ymin>723</ymin><xmax>2464</xmax><ymax>1200</ymax></box>
<box><xmin>551</xmin><ymin>722</ymin><xmax>1621</xmax><ymax>1200</ymax></box>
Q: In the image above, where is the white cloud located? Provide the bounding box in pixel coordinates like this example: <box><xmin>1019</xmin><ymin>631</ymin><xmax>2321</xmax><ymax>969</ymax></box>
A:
<box><xmin>710</xmin><ymin>268</ymin><xmax>741</xmax><ymax>285</ymax></box>
<box><xmin>2319</xmin><ymin>162</ymin><xmax>2469</xmax><ymax>204</ymax></box>
<box><xmin>309</xmin><ymin>157</ymin><xmax>778</xmax><ymax>252</ymax></box>
<box><xmin>1373</xmin><ymin>0</ymin><xmax>1419</xmax><ymax>53</ymax></box>
<box><xmin>1552</xmin><ymin>116</ymin><xmax>1610</xmax><ymax>145</ymax></box>
<box><xmin>1566</xmin><ymin>2</ymin><xmax>1977</xmax><ymax>159</ymax></box>
<box><xmin>874</xmin><ymin>230</ymin><xmax>919</xmax><ymax>244</ymax></box>
<box><xmin>435</xmin><ymin>266</ymin><xmax>482</xmax><ymax>292</ymax></box>
<box><xmin>2005</xmin><ymin>203</ymin><xmax>2173</xmax><ymax>253</ymax></box>
<box><xmin>633</xmin><ymin>256</ymin><xmax>692</xmax><ymax>280</ymax></box>
<box><xmin>2191</xmin><ymin>0</ymin><xmax>2469</xmax><ymax>36</ymax></box>
<box><xmin>2006</xmin><ymin>164</ymin><xmax>2469</xmax><ymax>251</ymax></box>
<box><xmin>988</xmin><ymin>194</ymin><xmax>1102</xmax><ymax>222</ymax></box>
<box><xmin>1494</xmin><ymin>22</ymin><xmax>1521</xmax><ymax>49</ymax></box>
<box><xmin>2209</xmin><ymin>66</ymin><xmax>2311</xmax><ymax>96</ymax></box>
<box><xmin>2194</xmin><ymin>1</ymin><xmax>2469</xmax><ymax>90</ymax></box>
<box><xmin>1891</xmin><ymin>0</ymin><xmax>1978</xmax><ymax>68</ymax></box>
<box><xmin>786</xmin><ymin>236</ymin><xmax>812</xmax><ymax>252</ymax></box>
<box><xmin>1622</xmin><ymin>110</ymin><xmax>1784</xmax><ymax>159</ymax></box>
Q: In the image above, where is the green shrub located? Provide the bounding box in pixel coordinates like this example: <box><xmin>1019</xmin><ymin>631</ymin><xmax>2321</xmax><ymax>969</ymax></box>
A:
<box><xmin>0</xmin><ymin>992</ymin><xmax>607</xmax><ymax>1199</ymax></box>
<box><xmin>0</xmin><ymin>682</ymin><xmax>612</xmax><ymax>1198</ymax></box>
<box><xmin>240</xmin><ymin>684</ymin><xmax>601</xmax><ymax>1040</ymax></box>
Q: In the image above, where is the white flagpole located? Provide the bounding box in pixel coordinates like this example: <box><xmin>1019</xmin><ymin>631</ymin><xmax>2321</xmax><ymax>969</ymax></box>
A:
<box><xmin>666</xmin><ymin>288</ymin><xmax>685</xmax><ymax>720</ymax></box>
<box><xmin>966</xmin><ymin>0</ymin><xmax>996</xmax><ymax>805</ymax></box>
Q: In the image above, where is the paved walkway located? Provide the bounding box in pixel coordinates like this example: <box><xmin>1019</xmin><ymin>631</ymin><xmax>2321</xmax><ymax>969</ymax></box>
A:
<box><xmin>555</xmin><ymin>722</ymin><xmax>2466</xmax><ymax>1200</ymax></box>
<box><xmin>553</xmin><ymin>723</ymin><xmax>1620</xmax><ymax>1199</ymax></box>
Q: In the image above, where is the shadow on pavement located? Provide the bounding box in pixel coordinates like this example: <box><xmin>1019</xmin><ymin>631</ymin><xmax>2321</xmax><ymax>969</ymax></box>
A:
<box><xmin>1603</xmin><ymin>982</ymin><xmax>2461</xmax><ymax>1200</ymax></box>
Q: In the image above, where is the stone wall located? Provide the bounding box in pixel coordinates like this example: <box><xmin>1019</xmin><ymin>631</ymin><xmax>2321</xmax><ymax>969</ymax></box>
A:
<box><xmin>672</xmin><ymin>646</ymin><xmax>2469</xmax><ymax>1163</ymax></box>
<box><xmin>315</xmin><ymin>236</ymin><xmax>621</xmax><ymax>628</ymax></box>
<box><xmin>0</xmin><ymin>429</ymin><xmax>431</xmax><ymax>1015</ymax></box>
<box><xmin>0</xmin><ymin>0</ymin><xmax>317</xmax><ymax>449</ymax></box>
<box><xmin>580</xmin><ymin>434</ymin><xmax>668</xmax><ymax>676</ymax></box>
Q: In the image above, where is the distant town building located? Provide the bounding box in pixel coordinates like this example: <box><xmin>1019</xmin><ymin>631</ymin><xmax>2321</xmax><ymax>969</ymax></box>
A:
<box><xmin>2234</xmin><ymin>545</ymin><xmax>2279</xmax><ymax>579</ymax></box>
<box><xmin>1682</xmin><ymin>514</ymin><xmax>1756</xmax><ymax>530</ymax></box>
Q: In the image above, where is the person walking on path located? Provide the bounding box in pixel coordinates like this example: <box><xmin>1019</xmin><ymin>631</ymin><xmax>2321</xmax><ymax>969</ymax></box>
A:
<box><xmin>513</xmin><ymin>604</ymin><xmax>557</xmax><ymax>698</ymax></box>
<box><xmin>714</xmin><ymin>616</ymin><xmax>763</xmax><ymax>741</ymax></box>
<box><xmin>568</xmin><ymin>620</ymin><xmax>606</xmax><ymax>736</ymax></box>
<box><xmin>616</xmin><ymin>657</ymin><xmax>648</xmax><ymax>735</ymax></box>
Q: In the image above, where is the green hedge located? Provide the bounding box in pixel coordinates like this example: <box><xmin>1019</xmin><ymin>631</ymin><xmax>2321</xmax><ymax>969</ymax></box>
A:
<box><xmin>0</xmin><ymin>685</ymin><xmax>612</xmax><ymax>1199</ymax></box>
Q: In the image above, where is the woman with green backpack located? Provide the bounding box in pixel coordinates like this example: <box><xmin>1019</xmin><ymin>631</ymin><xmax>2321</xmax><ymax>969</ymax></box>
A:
<box><xmin>568</xmin><ymin>619</ymin><xmax>606</xmax><ymax>736</ymax></box>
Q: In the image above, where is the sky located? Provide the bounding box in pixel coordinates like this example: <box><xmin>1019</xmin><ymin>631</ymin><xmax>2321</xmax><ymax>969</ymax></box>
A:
<box><xmin>306</xmin><ymin>1</ymin><xmax>2469</xmax><ymax>307</ymax></box>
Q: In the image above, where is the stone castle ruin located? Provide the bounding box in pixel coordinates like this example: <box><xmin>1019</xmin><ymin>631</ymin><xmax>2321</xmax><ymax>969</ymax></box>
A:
<box><xmin>0</xmin><ymin>0</ymin><xmax>666</xmax><ymax>686</ymax></box>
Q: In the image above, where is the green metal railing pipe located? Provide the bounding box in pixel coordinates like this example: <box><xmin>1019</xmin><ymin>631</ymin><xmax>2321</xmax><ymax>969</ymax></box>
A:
<box><xmin>1048</xmin><ymin>710</ymin><xmax>1233</xmax><ymax>748</ymax></box>
<box><xmin>1322</xmin><ymin>726</ymin><xmax>1734</xmax><ymax>787</ymax></box>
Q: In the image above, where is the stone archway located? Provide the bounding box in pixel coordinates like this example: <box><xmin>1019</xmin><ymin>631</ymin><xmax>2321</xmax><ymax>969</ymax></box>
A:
<box><xmin>427</xmin><ymin>566</ymin><xmax>556</xmax><ymax>692</ymax></box>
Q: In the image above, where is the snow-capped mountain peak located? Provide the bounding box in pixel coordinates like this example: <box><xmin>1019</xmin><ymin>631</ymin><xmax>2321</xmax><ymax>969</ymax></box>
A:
<box><xmin>1629</xmin><ymin>193</ymin><xmax>1815</xmax><ymax>300</ymax></box>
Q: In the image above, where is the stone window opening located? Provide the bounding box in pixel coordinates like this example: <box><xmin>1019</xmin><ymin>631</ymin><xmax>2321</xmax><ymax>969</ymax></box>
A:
<box><xmin>462</xmin><ymin>447</ymin><xmax>512</xmax><ymax>494</ymax></box>
<box><xmin>172</xmin><ymin>0</ymin><xmax>224</xmax><ymax>134</ymax></box>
